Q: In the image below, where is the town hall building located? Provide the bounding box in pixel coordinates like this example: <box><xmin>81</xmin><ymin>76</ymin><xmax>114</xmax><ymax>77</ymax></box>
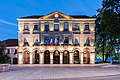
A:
<box><xmin>17</xmin><ymin>11</ymin><xmax>96</xmax><ymax>64</ymax></box>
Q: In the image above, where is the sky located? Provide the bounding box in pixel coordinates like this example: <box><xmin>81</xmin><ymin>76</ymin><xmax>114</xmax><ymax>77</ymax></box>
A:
<box><xmin>0</xmin><ymin>0</ymin><xmax>102</xmax><ymax>40</ymax></box>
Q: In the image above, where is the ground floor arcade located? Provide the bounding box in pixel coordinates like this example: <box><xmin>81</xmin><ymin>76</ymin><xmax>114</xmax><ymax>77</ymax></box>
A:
<box><xmin>18</xmin><ymin>47</ymin><xmax>95</xmax><ymax>64</ymax></box>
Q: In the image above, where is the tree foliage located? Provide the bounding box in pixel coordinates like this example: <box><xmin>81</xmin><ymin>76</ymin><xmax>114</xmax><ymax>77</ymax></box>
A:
<box><xmin>0</xmin><ymin>41</ymin><xmax>10</xmax><ymax>63</ymax></box>
<box><xmin>95</xmin><ymin>0</ymin><xmax>120</xmax><ymax>62</ymax></box>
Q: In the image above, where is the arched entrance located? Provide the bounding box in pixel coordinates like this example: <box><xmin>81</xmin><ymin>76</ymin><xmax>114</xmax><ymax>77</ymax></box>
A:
<box><xmin>83</xmin><ymin>51</ymin><xmax>90</xmax><ymax>64</ymax></box>
<box><xmin>63</xmin><ymin>50</ymin><xmax>69</xmax><ymax>64</ymax></box>
<box><xmin>34</xmin><ymin>50</ymin><xmax>39</xmax><ymax>64</ymax></box>
<box><xmin>74</xmin><ymin>50</ymin><xmax>80</xmax><ymax>64</ymax></box>
<box><xmin>53</xmin><ymin>50</ymin><xmax>60</xmax><ymax>64</ymax></box>
<box><xmin>44</xmin><ymin>50</ymin><xmax>50</xmax><ymax>64</ymax></box>
<box><xmin>23</xmin><ymin>50</ymin><xmax>30</xmax><ymax>64</ymax></box>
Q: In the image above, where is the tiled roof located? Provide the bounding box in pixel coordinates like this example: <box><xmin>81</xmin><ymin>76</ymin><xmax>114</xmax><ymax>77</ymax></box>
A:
<box><xmin>3</xmin><ymin>39</ymin><xmax>18</xmax><ymax>47</ymax></box>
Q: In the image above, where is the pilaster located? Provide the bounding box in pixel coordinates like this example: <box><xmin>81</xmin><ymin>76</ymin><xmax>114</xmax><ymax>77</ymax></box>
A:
<box><xmin>50</xmin><ymin>52</ymin><xmax>53</xmax><ymax>64</ymax></box>
<box><xmin>80</xmin><ymin>52</ymin><xmax>83</xmax><ymax>64</ymax></box>
<box><xmin>18</xmin><ymin>52</ymin><xmax>23</xmax><ymax>64</ymax></box>
<box><xmin>90</xmin><ymin>52</ymin><xmax>95</xmax><ymax>64</ymax></box>
<box><xmin>60</xmin><ymin>52</ymin><xmax>63</xmax><ymax>64</ymax></box>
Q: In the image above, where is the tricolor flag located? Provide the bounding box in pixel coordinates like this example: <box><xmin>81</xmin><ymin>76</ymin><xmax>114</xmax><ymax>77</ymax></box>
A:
<box><xmin>50</xmin><ymin>38</ymin><xmax>53</xmax><ymax>46</ymax></box>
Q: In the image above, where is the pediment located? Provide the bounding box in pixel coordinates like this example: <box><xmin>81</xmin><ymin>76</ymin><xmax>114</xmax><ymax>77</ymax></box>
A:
<box><xmin>41</xmin><ymin>11</ymin><xmax>73</xmax><ymax>19</ymax></box>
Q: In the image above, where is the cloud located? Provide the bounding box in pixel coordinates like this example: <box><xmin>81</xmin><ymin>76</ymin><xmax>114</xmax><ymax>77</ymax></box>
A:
<box><xmin>0</xmin><ymin>19</ymin><xmax>17</xmax><ymax>26</ymax></box>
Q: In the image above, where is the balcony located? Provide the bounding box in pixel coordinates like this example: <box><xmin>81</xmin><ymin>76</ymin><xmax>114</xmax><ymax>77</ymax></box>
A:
<box><xmin>23</xmin><ymin>29</ymin><xmax>30</xmax><ymax>34</ymax></box>
<box><xmin>33</xmin><ymin>30</ymin><xmax>39</xmax><ymax>34</ymax></box>
<box><xmin>83</xmin><ymin>30</ymin><xmax>90</xmax><ymax>34</ymax></box>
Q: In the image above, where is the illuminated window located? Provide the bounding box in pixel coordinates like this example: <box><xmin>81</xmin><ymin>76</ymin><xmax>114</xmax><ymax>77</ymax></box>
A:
<box><xmin>54</xmin><ymin>24</ymin><xmax>59</xmax><ymax>31</ymax></box>
<box><xmin>44</xmin><ymin>22</ymin><xmax>49</xmax><ymax>31</ymax></box>
<box><xmin>64</xmin><ymin>22</ymin><xmax>69</xmax><ymax>31</ymax></box>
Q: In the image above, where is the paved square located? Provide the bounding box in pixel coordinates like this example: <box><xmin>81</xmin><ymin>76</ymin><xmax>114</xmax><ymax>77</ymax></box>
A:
<box><xmin>0</xmin><ymin>64</ymin><xmax>120</xmax><ymax>80</ymax></box>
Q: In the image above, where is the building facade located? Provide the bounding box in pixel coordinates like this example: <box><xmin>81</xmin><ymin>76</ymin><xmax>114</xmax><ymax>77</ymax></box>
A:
<box><xmin>17</xmin><ymin>11</ymin><xmax>96</xmax><ymax>64</ymax></box>
<box><xmin>3</xmin><ymin>39</ymin><xmax>18</xmax><ymax>64</ymax></box>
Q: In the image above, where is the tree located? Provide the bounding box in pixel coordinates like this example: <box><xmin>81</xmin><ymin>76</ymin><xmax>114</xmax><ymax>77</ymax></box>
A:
<box><xmin>95</xmin><ymin>0</ymin><xmax>120</xmax><ymax>62</ymax></box>
<box><xmin>0</xmin><ymin>41</ymin><xmax>10</xmax><ymax>63</ymax></box>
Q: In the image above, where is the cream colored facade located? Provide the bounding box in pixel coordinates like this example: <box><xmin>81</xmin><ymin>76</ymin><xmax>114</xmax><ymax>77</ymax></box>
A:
<box><xmin>17</xmin><ymin>11</ymin><xmax>96</xmax><ymax>64</ymax></box>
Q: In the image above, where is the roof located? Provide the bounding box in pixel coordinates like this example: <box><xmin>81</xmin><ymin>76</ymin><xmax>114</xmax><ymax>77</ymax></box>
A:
<box><xmin>3</xmin><ymin>39</ymin><xmax>18</xmax><ymax>47</ymax></box>
<box><xmin>20</xmin><ymin>15</ymin><xmax>93</xmax><ymax>19</ymax></box>
<box><xmin>18</xmin><ymin>11</ymin><xmax>94</xmax><ymax>19</ymax></box>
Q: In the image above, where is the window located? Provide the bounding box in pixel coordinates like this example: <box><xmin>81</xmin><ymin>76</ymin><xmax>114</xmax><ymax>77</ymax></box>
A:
<box><xmin>64</xmin><ymin>37</ymin><xmax>69</xmax><ymax>45</ymax></box>
<box><xmin>73</xmin><ymin>23</ymin><xmax>80</xmax><ymax>31</ymax></box>
<box><xmin>64</xmin><ymin>22</ymin><xmax>69</xmax><ymax>31</ymax></box>
<box><xmin>24</xmin><ymin>24</ymin><xmax>29</xmax><ymax>30</ymax></box>
<box><xmin>14</xmin><ymin>49</ymin><xmax>17</xmax><ymax>55</ymax></box>
<box><xmin>44</xmin><ymin>22</ymin><xmax>49</xmax><ymax>31</ymax></box>
<box><xmin>75</xmin><ymin>23</ymin><xmax>79</xmax><ymax>30</ymax></box>
<box><xmin>84</xmin><ymin>37</ymin><xmax>90</xmax><ymax>46</ymax></box>
<box><xmin>54</xmin><ymin>24</ymin><xmax>59</xmax><ymax>31</ymax></box>
<box><xmin>24</xmin><ymin>38</ymin><xmax>29</xmax><ymax>46</ymax></box>
<box><xmin>73</xmin><ymin>37</ymin><xmax>79</xmax><ymax>46</ymax></box>
<box><xmin>44</xmin><ymin>36</ymin><xmax>50</xmax><ymax>45</ymax></box>
<box><xmin>7</xmin><ymin>49</ymin><xmax>10</xmax><ymax>54</ymax></box>
<box><xmin>84</xmin><ymin>25</ymin><xmax>90</xmax><ymax>31</ymax></box>
<box><xmin>34</xmin><ymin>38</ymin><xmax>39</xmax><ymax>46</ymax></box>
<box><xmin>34</xmin><ymin>25</ymin><xmax>39</xmax><ymax>30</ymax></box>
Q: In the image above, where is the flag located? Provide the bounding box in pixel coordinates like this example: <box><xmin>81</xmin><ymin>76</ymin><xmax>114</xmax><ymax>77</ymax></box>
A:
<box><xmin>50</xmin><ymin>38</ymin><xmax>53</xmax><ymax>46</ymax></box>
<box><xmin>54</xmin><ymin>37</ymin><xmax>58</xmax><ymax>45</ymax></box>
<box><xmin>86</xmin><ymin>37</ymin><xmax>90</xmax><ymax>45</ymax></box>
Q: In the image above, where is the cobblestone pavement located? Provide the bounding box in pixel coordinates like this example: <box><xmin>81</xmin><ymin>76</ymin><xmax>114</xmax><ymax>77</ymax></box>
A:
<box><xmin>0</xmin><ymin>64</ymin><xmax>120</xmax><ymax>80</ymax></box>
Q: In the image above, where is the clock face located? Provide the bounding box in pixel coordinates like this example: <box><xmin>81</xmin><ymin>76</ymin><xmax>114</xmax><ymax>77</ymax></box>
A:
<box><xmin>55</xmin><ymin>14</ymin><xmax>59</xmax><ymax>18</ymax></box>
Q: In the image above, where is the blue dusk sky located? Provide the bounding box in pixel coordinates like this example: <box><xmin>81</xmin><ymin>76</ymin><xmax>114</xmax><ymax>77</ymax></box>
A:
<box><xmin>0</xmin><ymin>0</ymin><xmax>102</xmax><ymax>40</ymax></box>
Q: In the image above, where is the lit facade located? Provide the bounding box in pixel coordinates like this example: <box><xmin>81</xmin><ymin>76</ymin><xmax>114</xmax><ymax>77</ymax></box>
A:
<box><xmin>17</xmin><ymin>11</ymin><xmax>96</xmax><ymax>64</ymax></box>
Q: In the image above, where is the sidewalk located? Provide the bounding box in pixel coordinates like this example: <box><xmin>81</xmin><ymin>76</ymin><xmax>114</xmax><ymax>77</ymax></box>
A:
<box><xmin>10</xmin><ymin>63</ymin><xmax>110</xmax><ymax>67</ymax></box>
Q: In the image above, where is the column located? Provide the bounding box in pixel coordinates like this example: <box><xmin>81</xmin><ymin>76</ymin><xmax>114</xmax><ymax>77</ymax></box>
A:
<box><xmin>50</xmin><ymin>52</ymin><xmax>53</xmax><ymax>64</ymax></box>
<box><xmin>90</xmin><ymin>52</ymin><xmax>95</xmax><ymax>64</ymax></box>
<box><xmin>18</xmin><ymin>52</ymin><xmax>23</xmax><ymax>64</ymax></box>
<box><xmin>40</xmin><ymin>52</ymin><xmax>44</xmax><ymax>64</ymax></box>
<box><xmin>60</xmin><ymin>52</ymin><xmax>63</xmax><ymax>64</ymax></box>
<box><xmin>70</xmin><ymin>52</ymin><xmax>73</xmax><ymax>64</ymax></box>
<box><xmin>30</xmin><ymin>52</ymin><xmax>33</xmax><ymax>64</ymax></box>
<box><xmin>80</xmin><ymin>52</ymin><xmax>83</xmax><ymax>64</ymax></box>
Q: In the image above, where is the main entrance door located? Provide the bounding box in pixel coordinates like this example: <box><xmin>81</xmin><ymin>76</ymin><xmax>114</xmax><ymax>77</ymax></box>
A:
<box><xmin>44</xmin><ymin>50</ymin><xmax>50</xmax><ymax>64</ymax></box>
<box><xmin>53</xmin><ymin>50</ymin><xmax>60</xmax><ymax>64</ymax></box>
<box><xmin>83</xmin><ymin>51</ymin><xmax>90</xmax><ymax>64</ymax></box>
<box><xmin>74</xmin><ymin>50</ymin><xmax>80</xmax><ymax>64</ymax></box>
<box><xmin>23</xmin><ymin>50</ymin><xmax>30</xmax><ymax>64</ymax></box>
<box><xmin>34</xmin><ymin>50</ymin><xmax>39</xmax><ymax>64</ymax></box>
<box><xmin>63</xmin><ymin>50</ymin><xmax>69</xmax><ymax>64</ymax></box>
